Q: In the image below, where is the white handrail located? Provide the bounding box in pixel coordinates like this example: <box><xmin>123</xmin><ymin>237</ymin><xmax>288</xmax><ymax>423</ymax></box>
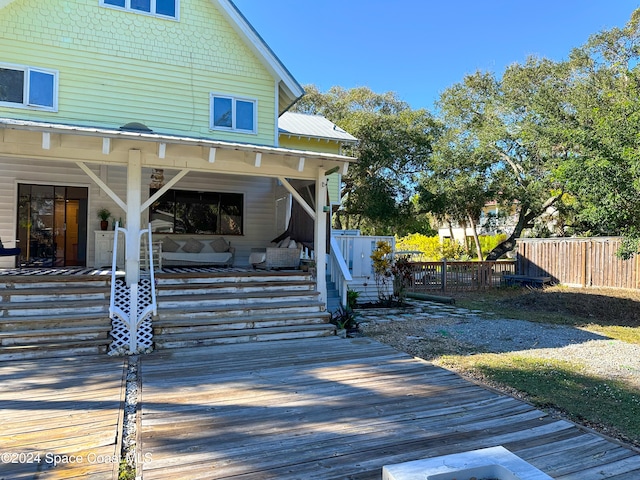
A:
<box><xmin>329</xmin><ymin>236</ymin><xmax>352</xmax><ymax>307</ymax></box>
<box><xmin>109</xmin><ymin>221</ymin><xmax>126</xmax><ymax>319</ymax></box>
<box><xmin>139</xmin><ymin>224</ymin><xmax>157</xmax><ymax>316</ymax></box>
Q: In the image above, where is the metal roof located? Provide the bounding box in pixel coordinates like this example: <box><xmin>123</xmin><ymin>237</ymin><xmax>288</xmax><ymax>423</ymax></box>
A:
<box><xmin>278</xmin><ymin>112</ymin><xmax>358</xmax><ymax>144</ymax></box>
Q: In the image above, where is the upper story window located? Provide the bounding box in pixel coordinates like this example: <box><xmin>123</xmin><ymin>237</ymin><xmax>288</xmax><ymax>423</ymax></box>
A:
<box><xmin>210</xmin><ymin>94</ymin><xmax>256</xmax><ymax>134</ymax></box>
<box><xmin>0</xmin><ymin>63</ymin><xmax>58</xmax><ymax>112</ymax></box>
<box><xmin>100</xmin><ymin>0</ymin><xmax>179</xmax><ymax>19</ymax></box>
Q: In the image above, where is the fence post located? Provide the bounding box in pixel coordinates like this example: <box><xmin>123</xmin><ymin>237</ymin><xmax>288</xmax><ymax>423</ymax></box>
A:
<box><xmin>441</xmin><ymin>259</ymin><xmax>447</xmax><ymax>292</ymax></box>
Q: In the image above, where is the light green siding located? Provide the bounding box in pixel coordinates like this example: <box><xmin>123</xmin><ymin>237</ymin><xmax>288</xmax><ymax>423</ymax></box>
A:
<box><xmin>0</xmin><ymin>0</ymin><xmax>277</xmax><ymax>145</ymax></box>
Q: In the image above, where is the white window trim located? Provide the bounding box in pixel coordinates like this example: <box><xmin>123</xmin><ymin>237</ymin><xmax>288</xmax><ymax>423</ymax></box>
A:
<box><xmin>0</xmin><ymin>62</ymin><xmax>58</xmax><ymax>112</ymax></box>
<box><xmin>210</xmin><ymin>93</ymin><xmax>258</xmax><ymax>134</ymax></box>
<box><xmin>99</xmin><ymin>0</ymin><xmax>180</xmax><ymax>21</ymax></box>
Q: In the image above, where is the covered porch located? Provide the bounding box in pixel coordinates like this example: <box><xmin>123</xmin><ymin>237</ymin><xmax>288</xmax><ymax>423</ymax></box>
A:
<box><xmin>0</xmin><ymin>117</ymin><xmax>356</xmax><ymax>300</ymax></box>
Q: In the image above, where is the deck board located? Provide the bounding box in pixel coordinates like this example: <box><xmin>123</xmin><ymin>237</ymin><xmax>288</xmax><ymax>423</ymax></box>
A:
<box><xmin>0</xmin><ymin>355</ymin><xmax>126</xmax><ymax>480</ymax></box>
<box><xmin>139</xmin><ymin>337</ymin><xmax>640</xmax><ymax>479</ymax></box>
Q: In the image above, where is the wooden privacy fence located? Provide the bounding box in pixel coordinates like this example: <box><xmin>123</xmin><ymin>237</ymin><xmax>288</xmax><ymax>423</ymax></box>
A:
<box><xmin>516</xmin><ymin>237</ymin><xmax>639</xmax><ymax>289</ymax></box>
<box><xmin>407</xmin><ymin>260</ymin><xmax>516</xmax><ymax>293</ymax></box>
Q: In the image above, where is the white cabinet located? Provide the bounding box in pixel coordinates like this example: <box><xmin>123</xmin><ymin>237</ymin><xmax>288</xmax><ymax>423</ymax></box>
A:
<box><xmin>94</xmin><ymin>231</ymin><xmax>125</xmax><ymax>268</ymax></box>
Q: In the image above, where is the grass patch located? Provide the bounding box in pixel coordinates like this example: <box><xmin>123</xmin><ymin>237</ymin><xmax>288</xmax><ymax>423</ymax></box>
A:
<box><xmin>583</xmin><ymin>324</ymin><xmax>640</xmax><ymax>344</ymax></box>
<box><xmin>437</xmin><ymin>353</ymin><xmax>640</xmax><ymax>445</ymax></box>
<box><xmin>452</xmin><ymin>286</ymin><xmax>640</xmax><ymax>344</ymax></box>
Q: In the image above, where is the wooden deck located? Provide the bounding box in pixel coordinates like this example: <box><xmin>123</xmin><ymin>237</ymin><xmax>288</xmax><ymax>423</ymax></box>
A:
<box><xmin>0</xmin><ymin>355</ymin><xmax>126</xmax><ymax>480</ymax></box>
<box><xmin>139</xmin><ymin>337</ymin><xmax>640</xmax><ymax>480</ymax></box>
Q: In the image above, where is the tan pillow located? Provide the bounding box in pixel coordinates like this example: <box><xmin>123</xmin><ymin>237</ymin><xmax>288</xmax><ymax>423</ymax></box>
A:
<box><xmin>211</xmin><ymin>237</ymin><xmax>229</xmax><ymax>253</ymax></box>
<box><xmin>161</xmin><ymin>236</ymin><xmax>180</xmax><ymax>252</ymax></box>
<box><xmin>181</xmin><ymin>238</ymin><xmax>204</xmax><ymax>254</ymax></box>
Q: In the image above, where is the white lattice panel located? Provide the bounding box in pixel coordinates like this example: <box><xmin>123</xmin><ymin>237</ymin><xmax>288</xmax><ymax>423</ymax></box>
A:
<box><xmin>109</xmin><ymin>278</ymin><xmax>154</xmax><ymax>355</ymax></box>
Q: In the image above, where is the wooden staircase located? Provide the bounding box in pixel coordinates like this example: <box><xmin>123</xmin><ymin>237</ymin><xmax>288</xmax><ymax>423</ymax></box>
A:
<box><xmin>0</xmin><ymin>275</ymin><xmax>112</xmax><ymax>361</ymax></box>
<box><xmin>153</xmin><ymin>270</ymin><xmax>335</xmax><ymax>349</ymax></box>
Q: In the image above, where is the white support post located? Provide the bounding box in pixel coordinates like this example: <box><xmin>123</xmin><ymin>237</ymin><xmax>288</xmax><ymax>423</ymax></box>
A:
<box><xmin>314</xmin><ymin>168</ymin><xmax>328</xmax><ymax>307</ymax></box>
<box><xmin>126</xmin><ymin>149</ymin><xmax>142</xmax><ymax>286</ymax></box>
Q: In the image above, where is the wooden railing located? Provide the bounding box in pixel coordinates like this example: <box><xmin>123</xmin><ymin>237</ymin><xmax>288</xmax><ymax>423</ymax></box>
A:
<box><xmin>406</xmin><ymin>260</ymin><xmax>516</xmax><ymax>293</ymax></box>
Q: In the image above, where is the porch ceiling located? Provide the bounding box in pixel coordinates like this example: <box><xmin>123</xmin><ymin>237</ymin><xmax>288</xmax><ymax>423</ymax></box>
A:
<box><xmin>0</xmin><ymin>117</ymin><xmax>356</xmax><ymax>180</ymax></box>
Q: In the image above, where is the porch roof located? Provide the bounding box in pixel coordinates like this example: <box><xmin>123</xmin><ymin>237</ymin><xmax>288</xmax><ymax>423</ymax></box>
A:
<box><xmin>279</xmin><ymin>112</ymin><xmax>358</xmax><ymax>144</ymax></box>
<box><xmin>0</xmin><ymin>117</ymin><xmax>358</xmax><ymax>164</ymax></box>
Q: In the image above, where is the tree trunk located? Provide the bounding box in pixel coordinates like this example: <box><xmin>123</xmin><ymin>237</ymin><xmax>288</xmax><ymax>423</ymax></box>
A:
<box><xmin>467</xmin><ymin>213</ymin><xmax>483</xmax><ymax>260</ymax></box>
<box><xmin>486</xmin><ymin>194</ymin><xmax>563</xmax><ymax>261</ymax></box>
<box><xmin>447</xmin><ymin>219</ymin><xmax>455</xmax><ymax>245</ymax></box>
<box><xmin>459</xmin><ymin>218</ymin><xmax>471</xmax><ymax>255</ymax></box>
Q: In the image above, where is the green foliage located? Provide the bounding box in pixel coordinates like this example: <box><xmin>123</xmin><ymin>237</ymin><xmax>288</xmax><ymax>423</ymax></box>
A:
<box><xmin>391</xmin><ymin>255</ymin><xmax>413</xmax><ymax>304</ymax></box>
<box><xmin>330</xmin><ymin>305</ymin><xmax>358</xmax><ymax>330</ymax></box>
<box><xmin>395</xmin><ymin>233</ymin><xmax>506</xmax><ymax>261</ymax></box>
<box><xmin>118</xmin><ymin>459</ymin><xmax>135</xmax><ymax>480</ymax></box>
<box><xmin>370</xmin><ymin>241</ymin><xmax>414</xmax><ymax>304</ymax></box>
<box><xmin>97</xmin><ymin>208</ymin><xmax>111</xmax><ymax>221</ymax></box>
<box><xmin>371</xmin><ymin>240</ymin><xmax>394</xmax><ymax>303</ymax></box>
<box><xmin>292</xmin><ymin>85</ymin><xmax>440</xmax><ymax>236</ymax></box>
<box><xmin>346</xmin><ymin>289</ymin><xmax>360</xmax><ymax>310</ymax></box>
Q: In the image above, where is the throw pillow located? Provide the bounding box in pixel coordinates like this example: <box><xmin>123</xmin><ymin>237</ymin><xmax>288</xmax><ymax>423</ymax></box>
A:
<box><xmin>161</xmin><ymin>236</ymin><xmax>180</xmax><ymax>252</ymax></box>
<box><xmin>287</xmin><ymin>239</ymin><xmax>297</xmax><ymax>249</ymax></box>
<box><xmin>182</xmin><ymin>238</ymin><xmax>204</xmax><ymax>254</ymax></box>
<box><xmin>278</xmin><ymin>236</ymin><xmax>291</xmax><ymax>248</ymax></box>
<box><xmin>211</xmin><ymin>237</ymin><xmax>229</xmax><ymax>253</ymax></box>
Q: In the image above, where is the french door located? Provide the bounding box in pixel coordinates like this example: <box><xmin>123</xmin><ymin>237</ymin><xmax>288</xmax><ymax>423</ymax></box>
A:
<box><xmin>16</xmin><ymin>184</ymin><xmax>88</xmax><ymax>267</ymax></box>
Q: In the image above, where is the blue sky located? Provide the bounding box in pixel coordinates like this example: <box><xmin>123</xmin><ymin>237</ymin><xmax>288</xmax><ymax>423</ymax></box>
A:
<box><xmin>232</xmin><ymin>1</ymin><xmax>639</xmax><ymax>110</ymax></box>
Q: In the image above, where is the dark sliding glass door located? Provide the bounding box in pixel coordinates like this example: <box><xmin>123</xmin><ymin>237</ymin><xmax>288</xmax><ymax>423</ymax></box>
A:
<box><xmin>17</xmin><ymin>184</ymin><xmax>88</xmax><ymax>267</ymax></box>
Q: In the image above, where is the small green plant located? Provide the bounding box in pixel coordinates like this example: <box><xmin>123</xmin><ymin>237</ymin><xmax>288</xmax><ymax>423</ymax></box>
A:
<box><xmin>97</xmin><ymin>207</ymin><xmax>111</xmax><ymax>221</ymax></box>
<box><xmin>391</xmin><ymin>254</ymin><xmax>413</xmax><ymax>305</ymax></box>
<box><xmin>346</xmin><ymin>289</ymin><xmax>360</xmax><ymax>310</ymax></box>
<box><xmin>371</xmin><ymin>241</ymin><xmax>394</xmax><ymax>304</ymax></box>
<box><xmin>118</xmin><ymin>458</ymin><xmax>135</xmax><ymax>480</ymax></box>
<box><xmin>371</xmin><ymin>242</ymin><xmax>414</xmax><ymax>306</ymax></box>
<box><xmin>330</xmin><ymin>305</ymin><xmax>358</xmax><ymax>330</ymax></box>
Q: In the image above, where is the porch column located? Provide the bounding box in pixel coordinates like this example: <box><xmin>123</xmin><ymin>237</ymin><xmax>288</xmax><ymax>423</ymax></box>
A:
<box><xmin>125</xmin><ymin>149</ymin><xmax>142</xmax><ymax>286</ymax></box>
<box><xmin>314</xmin><ymin>168</ymin><xmax>328</xmax><ymax>306</ymax></box>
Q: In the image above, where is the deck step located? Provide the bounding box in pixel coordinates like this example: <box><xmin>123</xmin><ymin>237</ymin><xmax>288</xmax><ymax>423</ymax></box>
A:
<box><xmin>155</xmin><ymin>299</ymin><xmax>325</xmax><ymax>319</ymax></box>
<box><xmin>0</xmin><ymin>275</ymin><xmax>113</xmax><ymax>361</ymax></box>
<box><xmin>155</xmin><ymin>311</ymin><xmax>331</xmax><ymax>333</ymax></box>
<box><xmin>0</xmin><ymin>269</ymin><xmax>333</xmax><ymax>359</ymax></box>
<box><xmin>0</xmin><ymin>340</ymin><xmax>109</xmax><ymax>361</ymax></box>
<box><xmin>154</xmin><ymin>324</ymin><xmax>335</xmax><ymax>349</ymax></box>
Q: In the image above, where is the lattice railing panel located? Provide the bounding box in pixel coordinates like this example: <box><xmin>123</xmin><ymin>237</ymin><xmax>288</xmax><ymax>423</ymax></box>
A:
<box><xmin>109</xmin><ymin>278</ymin><xmax>154</xmax><ymax>355</ymax></box>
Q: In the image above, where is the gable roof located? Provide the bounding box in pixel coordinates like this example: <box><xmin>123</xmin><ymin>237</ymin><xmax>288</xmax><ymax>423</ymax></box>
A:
<box><xmin>278</xmin><ymin>112</ymin><xmax>358</xmax><ymax>144</ymax></box>
<box><xmin>213</xmin><ymin>0</ymin><xmax>304</xmax><ymax>114</ymax></box>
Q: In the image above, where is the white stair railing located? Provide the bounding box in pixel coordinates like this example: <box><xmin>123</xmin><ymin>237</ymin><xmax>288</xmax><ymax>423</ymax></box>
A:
<box><xmin>108</xmin><ymin>222</ymin><xmax>157</xmax><ymax>355</ymax></box>
<box><xmin>328</xmin><ymin>236</ymin><xmax>352</xmax><ymax>307</ymax></box>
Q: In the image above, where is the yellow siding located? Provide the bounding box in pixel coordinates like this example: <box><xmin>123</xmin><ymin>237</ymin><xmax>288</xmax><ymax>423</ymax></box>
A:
<box><xmin>0</xmin><ymin>0</ymin><xmax>277</xmax><ymax>145</ymax></box>
<box><xmin>278</xmin><ymin>136</ymin><xmax>344</xmax><ymax>155</ymax></box>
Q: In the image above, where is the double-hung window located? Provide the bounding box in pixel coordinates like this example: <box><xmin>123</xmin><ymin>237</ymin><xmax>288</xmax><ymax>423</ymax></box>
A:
<box><xmin>0</xmin><ymin>63</ymin><xmax>58</xmax><ymax>111</ymax></box>
<box><xmin>101</xmin><ymin>0</ymin><xmax>179</xmax><ymax>19</ymax></box>
<box><xmin>210</xmin><ymin>94</ymin><xmax>256</xmax><ymax>134</ymax></box>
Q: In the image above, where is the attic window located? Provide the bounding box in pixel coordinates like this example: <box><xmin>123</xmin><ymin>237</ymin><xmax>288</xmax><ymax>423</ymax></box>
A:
<box><xmin>100</xmin><ymin>0</ymin><xmax>179</xmax><ymax>19</ymax></box>
<box><xmin>0</xmin><ymin>63</ymin><xmax>58</xmax><ymax>112</ymax></box>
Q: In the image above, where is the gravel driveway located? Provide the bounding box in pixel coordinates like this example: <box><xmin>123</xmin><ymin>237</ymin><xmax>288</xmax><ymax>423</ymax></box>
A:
<box><xmin>357</xmin><ymin>300</ymin><xmax>640</xmax><ymax>389</ymax></box>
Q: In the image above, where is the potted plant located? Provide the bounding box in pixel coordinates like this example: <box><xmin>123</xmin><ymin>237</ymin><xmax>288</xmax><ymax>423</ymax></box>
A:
<box><xmin>97</xmin><ymin>208</ymin><xmax>111</xmax><ymax>231</ymax></box>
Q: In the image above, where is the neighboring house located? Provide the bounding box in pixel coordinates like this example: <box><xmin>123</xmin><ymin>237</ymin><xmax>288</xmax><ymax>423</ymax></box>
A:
<box><xmin>438</xmin><ymin>201</ymin><xmax>519</xmax><ymax>245</ymax></box>
<box><xmin>0</xmin><ymin>0</ymin><xmax>357</xmax><ymax>305</ymax></box>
